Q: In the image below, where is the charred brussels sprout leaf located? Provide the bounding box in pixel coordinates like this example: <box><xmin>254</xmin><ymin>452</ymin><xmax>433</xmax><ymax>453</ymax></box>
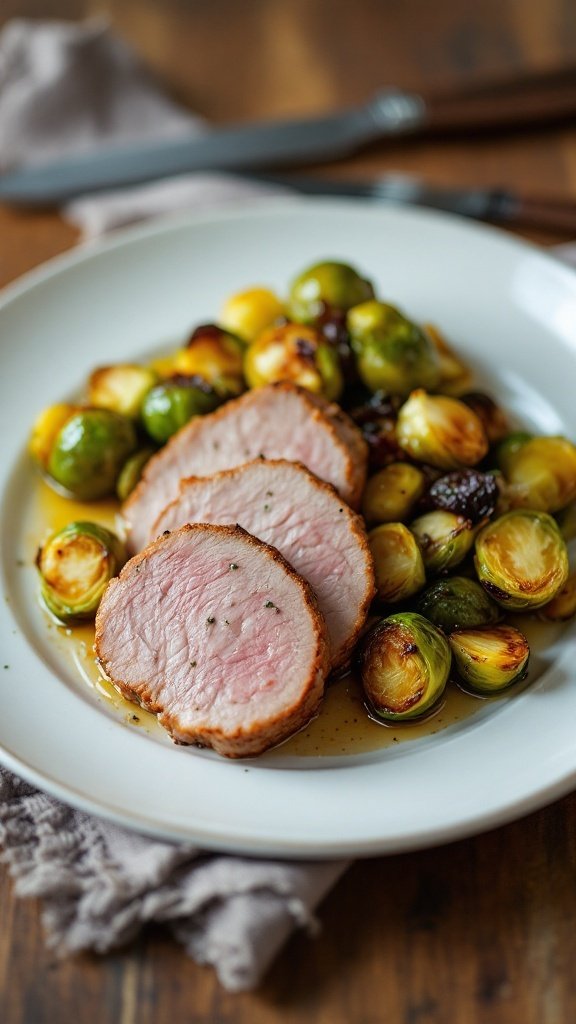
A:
<box><xmin>47</xmin><ymin>409</ymin><xmax>138</xmax><ymax>500</ymax></box>
<box><xmin>116</xmin><ymin>447</ymin><xmax>156</xmax><ymax>502</ymax></box>
<box><xmin>244</xmin><ymin>322</ymin><xmax>343</xmax><ymax>400</ymax></box>
<box><xmin>475</xmin><ymin>509</ymin><xmax>569</xmax><ymax>610</ymax></box>
<box><xmin>359</xmin><ymin>612</ymin><xmax>451</xmax><ymax>721</ymax></box>
<box><xmin>87</xmin><ymin>365</ymin><xmax>157</xmax><ymax>419</ymax></box>
<box><xmin>175</xmin><ymin>324</ymin><xmax>247</xmax><ymax>397</ymax></box>
<box><xmin>362</xmin><ymin>462</ymin><xmax>426</xmax><ymax>525</ymax></box>
<box><xmin>428</xmin><ymin>469</ymin><xmax>498</xmax><ymax>523</ymax></box>
<box><xmin>369</xmin><ymin>523</ymin><xmax>426</xmax><ymax>604</ymax></box>
<box><xmin>410</xmin><ymin>510</ymin><xmax>477</xmax><ymax>574</ymax></box>
<box><xmin>397</xmin><ymin>390</ymin><xmax>489</xmax><ymax>469</ymax></box>
<box><xmin>449</xmin><ymin>625</ymin><xmax>529</xmax><ymax>694</ymax></box>
<box><xmin>36</xmin><ymin>521</ymin><xmax>126</xmax><ymax>623</ymax></box>
<box><xmin>141</xmin><ymin>377</ymin><xmax>220</xmax><ymax>444</ymax></box>
<box><xmin>348</xmin><ymin>301</ymin><xmax>441</xmax><ymax>396</ymax></box>
<box><xmin>416</xmin><ymin>576</ymin><xmax>500</xmax><ymax>633</ymax></box>
<box><xmin>497</xmin><ymin>435</ymin><xmax>576</xmax><ymax>514</ymax></box>
<box><xmin>288</xmin><ymin>260</ymin><xmax>374</xmax><ymax>324</ymax></box>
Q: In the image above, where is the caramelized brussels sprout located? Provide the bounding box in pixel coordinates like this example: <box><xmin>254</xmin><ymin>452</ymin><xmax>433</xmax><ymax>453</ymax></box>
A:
<box><xmin>449</xmin><ymin>625</ymin><xmax>529</xmax><ymax>694</ymax></box>
<box><xmin>348</xmin><ymin>301</ymin><xmax>441</xmax><ymax>395</ymax></box>
<box><xmin>497</xmin><ymin>435</ymin><xmax>576</xmax><ymax>514</ymax></box>
<box><xmin>141</xmin><ymin>376</ymin><xmax>220</xmax><ymax>444</ymax></box>
<box><xmin>461</xmin><ymin>391</ymin><xmax>510</xmax><ymax>444</ymax></box>
<box><xmin>36</xmin><ymin>521</ymin><xmax>126</xmax><ymax>623</ymax></box>
<box><xmin>369</xmin><ymin>523</ymin><xmax>426</xmax><ymax>603</ymax></box>
<box><xmin>557</xmin><ymin>502</ymin><xmax>576</xmax><ymax>542</ymax></box>
<box><xmin>495</xmin><ymin>431</ymin><xmax>534</xmax><ymax>472</ymax></box>
<box><xmin>410</xmin><ymin>510</ymin><xmax>477</xmax><ymax>574</ymax></box>
<box><xmin>29</xmin><ymin>403</ymin><xmax>79</xmax><ymax>469</ymax></box>
<box><xmin>539</xmin><ymin>570</ymin><xmax>576</xmax><ymax>621</ymax></box>
<box><xmin>428</xmin><ymin>469</ymin><xmax>498</xmax><ymax>523</ymax></box>
<box><xmin>116</xmin><ymin>447</ymin><xmax>155</xmax><ymax>502</ymax></box>
<box><xmin>358</xmin><ymin>612</ymin><xmax>451</xmax><ymax>721</ymax></box>
<box><xmin>220</xmin><ymin>287</ymin><xmax>284</xmax><ymax>342</ymax></box>
<box><xmin>87</xmin><ymin>365</ymin><xmax>157</xmax><ymax>419</ymax></box>
<box><xmin>288</xmin><ymin>260</ymin><xmax>374</xmax><ymax>324</ymax></box>
<box><xmin>46</xmin><ymin>409</ymin><xmax>138</xmax><ymax>500</ymax></box>
<box><xmin>475</xmin><ymin>509</ymin><xmax>569</xmax><ymax>610</ymax></box>
<box><xmin>362</xmin><ymin>462</ymin><xmax>426</xmax><ymax>524</ymax></box>
<box><xmin>416</xmin><ymin>576</ymin><xmax>500</xmax><ymax>633</ymax></box>
<box><xmin>174</xmin><ymin>324</ymin><xmax>246</xmax><ymax>397</ymax></box>
<box><xmin>424</xmin><ymin>324</ymin><xmax>472</xmax><ymax>395</ymax></box>
<box><xmin>244</xmin><ymin>322</ymin><xmax>343</xmax><ymax>400</ymax></box>
<box><xmin>396</xmin><ymin>390</ymin><xmax>489</xmax><ymax>469</ymax></box>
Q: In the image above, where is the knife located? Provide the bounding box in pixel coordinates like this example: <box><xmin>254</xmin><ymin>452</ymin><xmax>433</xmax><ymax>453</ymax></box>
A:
<box><xmin>2</xmin><ymin>67</ymin><xmax>576</xmax><ymax>205</ymax></box>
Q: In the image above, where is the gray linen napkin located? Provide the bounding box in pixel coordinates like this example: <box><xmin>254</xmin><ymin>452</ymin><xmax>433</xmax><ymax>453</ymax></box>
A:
<box><xmin>0</xmin><ymin>18</ymin><xmax>349</xmax><ymax>992</ymax></box>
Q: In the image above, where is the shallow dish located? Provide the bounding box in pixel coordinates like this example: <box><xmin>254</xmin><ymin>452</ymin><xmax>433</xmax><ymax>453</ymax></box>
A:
<box><xmin>1</xmin><ymin>198</ymin><xmax>576</xmax><ymax>856</ymax></box>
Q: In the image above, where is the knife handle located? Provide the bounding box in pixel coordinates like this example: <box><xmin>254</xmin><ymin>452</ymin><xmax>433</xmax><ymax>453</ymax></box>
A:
<box><xmin>422</xmin><ymin>67</ymin><xmax>576</xmax><ymax>133</ymax></box>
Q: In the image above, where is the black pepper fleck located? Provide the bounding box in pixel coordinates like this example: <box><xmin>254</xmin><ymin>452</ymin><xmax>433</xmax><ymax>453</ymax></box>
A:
<box><xmin>131</xmin><ymin>715</ymin><xmax>140</xmax><ymax>722</ymax></box>
<box><xmin>263</xmin><ymin>504</ymin><xmax>270</xmax><ymax>511</ymax></box>
<box><xmin>206</xmin><ymin>616</ymin><xmax>216</xmax><ymax>625</ymax></box>
<box><xmin>229</xmin><ymin>563</ymin><xmax>239</xmax><ymax>570</ymax></box>
<box><xmin>190</xmin><ymin>660</ymin><xmax>197</xmax><ymax>667</ymax></box>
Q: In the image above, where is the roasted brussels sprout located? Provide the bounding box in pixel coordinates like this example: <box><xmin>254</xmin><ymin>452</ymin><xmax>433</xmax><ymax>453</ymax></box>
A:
<box><xmin>369</xmin><ymin>523</ymin><xmax>426</xmax><ymax>603</ymax></box>
<box><xmin>87</xmin><ymin>365</ymin><xmax>157</xmax><ymax>419</ymax></box>
<box><xmin>244</xmin><ymin>322</ymin><xmax>343</xmax><ymax>400</ymax></box>
<box><xmin>410</xmin><ymin>510</ymin><xmax>477</xmax><ymax>574</ymax></box>
<box><xmin>424</xmin><ymin>324</ymin><xmax>472</xmax><ymax>395</ymax></box>
<box><xmin>348</xmin><ymin>301</ymin><xmax>441</xmax><ymax>395</ymax></box>
<box><xmin>475</xmin><ymin>509</ymin><xmax>569</xmax><ymax>610</ymax></box>
<box><xmin>396</xmin><ymin>390</ymin><xmax>489</xmax><ymax>469</ymax></box>
<box><xmin>557</xmin><ymin>502</ymin><xmax>576</xmax><ymax>542</ymax></box>
<box><xmin>449</xmin><ymin>625</ymin><xmax>529</xmax><ymax>694</ymax></box>
<box><xmin>46</xmin><ymin>409</ymin><xmax>138</xmax><ymax>501</ymax></box>
<box><xmin>539</xmin><ymin>570</ymin><xmax>576</xmax><ymax>621</ymax></box>
<box><xmin>174</xmin><ymin>324</ymin><xmax>246</xmax><ymax>397</ymax></box>
<box><xmin>288</xmin><ymin>260</ymin><xmax>374</xmax><ymax>324</ymax></box>
<box><xmin>358</xmin><ymin>612</ymin><xmax>451</xmax><ymax>721</ymax></box>
<box><xmin>36</xmin><ymin>521</ymin><xmax>126</xmax><ymax>623</ymax></box>
<box><xmin>362</xmin><ymin>462</ymin><xmax>426</xmax><ymax>525</ymax></box>
<box><xmin>416</xmin><ymin>576</ymin><xmax>500</xmax><ymax>633</ymax></box>
<box><xmin>497</xmin><ymin>435</ymin><xmax>576</xmax><ymax>514</ymax></box>
<box><xmin>29</xmin><ymin>403</ymin><xmax>79</xmax><ymax>469</ymax></box>
<box><xmin>141</xmin><ymin>376</ymin><xmax>220</xmax><ymax>444</ymax></box>
<box><xmin>116</xmin><ymin>447</ymin><xmax>155</xmax><ymax>502</ymax></box>
<box><xmin>461</xmin><ymin>391</ymin><xmax>510</xmax><ymax>444</ymax></box>
<box><xmin>219</xmin><ymin>287</ymin><xmax>284</xmax><ymax>342</ymax></box>
<box><xmin>428</xmin><ymin>469</ymin><xmax>498</xmax><ymax>523</ymax></box>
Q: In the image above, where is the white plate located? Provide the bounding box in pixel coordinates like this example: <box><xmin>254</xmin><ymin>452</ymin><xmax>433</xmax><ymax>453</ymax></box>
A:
<box><xmin>1</xmin><ymin>198</ymin><xmax>576</xmax><ymax>857</ymax></box>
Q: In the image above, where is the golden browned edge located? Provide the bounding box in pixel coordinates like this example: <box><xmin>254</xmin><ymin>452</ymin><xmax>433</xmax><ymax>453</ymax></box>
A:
<box><xmin>153</xmin><ymin>457</ymin><xmax>376</xmax><ymax>670</ymax></box>
<box><xmin>122</xmin><ymin>382</ymin><xmax>368</xmax><ymax>533</ymax></box>
<box><xmin>95</xmin><ymin>522</ymin><xmax>330</xmax><ymax>758</ymax></box>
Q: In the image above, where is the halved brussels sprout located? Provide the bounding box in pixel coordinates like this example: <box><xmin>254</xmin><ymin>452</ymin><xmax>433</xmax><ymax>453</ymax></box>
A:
<box><xmin>36</xmin><ymin>521</ymin><xmax>126</xmax><ymax>623</ymax></box>
<box><xmin>557</xmin><ymin>502</ymin><xmax>576</xmax><ymax>542</ymax></box>
<box><xmin>358</xmin><ymin>612</ymin><xmax>451</xmax><ymax>721</ymax></box>
<box><xmin>174</xmin><ymin>324</ymin><xmax>246</xmax><ymax>397</ymax></box>
<box><xmin>397</xmin><ymin>390</ymin><xmax>489</xmax><ymax>469</ymax></box>
<box><xmin>288</xmin><ymin>260</ymin><xmax>374</xmax><ymax>325</ymax></box>
<box><xmin>539</xmin><ymin>570</ymin><xmax>576</xmax><ymax>621</ymax></box>
<box><xmin>424</xmin><ymin>324</ymin><xmax>472</xmax><ymax>396</ymax></box>
<box><xmin>116</xmin><ymin>447</ymin><xmax>156</xmax><ymax>502</ymax></box>
<box><xmin>244</xmin><ymin>322</ymin><xmax>343</xmax><ymax>400</ymax></box>
<box><xmin>87</xmin><ymin>365</ymin><xmax>157</xmax><ymax>419</ymax></box>
<box><xmin>47</xmin><ymin>409</ymin><xmax>138</xmax><ymax>500</ymax></box>
<box><xmin>220</xmin><ymin>287</ymin><xmax>284</xmax><ymax>342</ymax></box>
<box><xmin>348</xmin><ymin>301</ymin><xmax>441</xmax><ymax>395</ymax></box>
<box><xmin>29</xmin><ymin>403</ymin><xmax>79</xmax><ymax>469</ymax></box>
<box><xmin>428</xmin><ymin>469</ymin><xmax>498</xmax><ymax>523</ymax></box>
<box><xmin>141</xmin><ymin>376</ymin><xmax>220</xmax><ymax>444</ymax></box>
<box><xmin>410</xmin><ymin>510</ymin><xmax>477</xmax><ymax>574</ymax></box>
<box><xmin>475</xmin><ymin>509</ymin><xmax>569</xmax><ymax>610</ymax></box>
<box><xmin>369</xmin><ymin>523</ymin><xmax>426</xmax><ymax>603</ymax></box>
<box><xmin>461</xmin><ymin>391</ymin><xmax>510</xmax><ymax>444</ymax></box>
<box><xmin>449</xmin><ymin>625</ymin><xmax>529</xmax><ymax>694</ymax></box>
<box><xmin>362</xmin><ymin>462</ymin><xmax>426</xmax><ymax>525</ymax></box>
<box><xmin>416</xmin><ymin>576</ymin><xmax>500</xmax><ymax>633</ymax></box>
<box><xmin>497</xmin><ymin>435</ymin><xmax>576</xmax><ymax>514</ymax></box>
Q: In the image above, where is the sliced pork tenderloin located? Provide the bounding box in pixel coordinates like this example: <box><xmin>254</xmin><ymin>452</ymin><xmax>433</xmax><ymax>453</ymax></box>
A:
<box><xmin>95</xmin><ymin>524</ymin><xmax>329</xmax><ymax>758</ymax></box>
<box><xmin>122</xmin><ymin>382</ymin><xmax>367</xmax><ymax>554</ymax></box>
<box><xmin>153</xmin><ymin>459</ymin><xmax>375</xmax><ymax>670</ymax></box>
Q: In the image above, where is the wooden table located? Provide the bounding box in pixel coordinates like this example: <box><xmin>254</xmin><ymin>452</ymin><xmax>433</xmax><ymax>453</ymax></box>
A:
<box><xmin>2</xmin><ymin>2</ymin><xmax>576</xmax><ymax>1021</ymax></box>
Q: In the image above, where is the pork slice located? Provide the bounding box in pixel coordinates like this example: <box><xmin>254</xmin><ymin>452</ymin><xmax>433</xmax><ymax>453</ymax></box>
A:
<box><xmin>153</xmin><ymin>460</ymin><xmax>375</xmax><ymax>670</ymax></box>
<box><xmin>95</xmin><ymin>524</ymin><xmax>329</xmax><ymax>758</ymax></box>
<box><xmin>122</xmin><ymin>382</ymin><xmax>367</xmax><ymax>554</ymax></box>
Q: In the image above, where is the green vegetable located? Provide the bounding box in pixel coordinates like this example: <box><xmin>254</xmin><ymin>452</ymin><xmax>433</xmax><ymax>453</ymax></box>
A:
<box><xmin>369</xmin><ymin>523</ymin><xmax>426</xmax><ymax>604</ymax></box>
<box><xmin>244</xmin><ymin>322</ymin><xmax>343</xmax><ymax>400</ymax></box>
<box><xmin>539</xmin><ymin>570</ymin><xmax>576</xmax><ymax>622</ymax></box>
<box><xmin>36</xmin><ymin>521</ymin><xmax>126</xmax><ymax>623</ymax></box>
<box><xmin>416</xmin><ymin>576</ymin><xmax>500</xmax><ymax>632</ymax></box>
<box><xmin>410</xmin><ymin>510</ymin><xmax>477</xmax><ymax>574</ymax></box>
<box><xmin>116</xmin><ymin>448</ymin><xmax>155</xmax><ymax>502</ymax></box>
<box><xmin>358</xmin><ymin>612</ymin><xmax>451</xmax><ymax>721</ymax></box>
<box><xmin>141</xmin><ymin>377</ymin><xmax>220</xmax><ymax>443</ymax></box>
<box><xmin>176</xmin><ymin>324</ymin><xmax>247</xmax><ymax>397</ymax></box>
<box><xmin>362</xmin><ymin>462</ymin><xmax>426</xmax><ymax>524</ymax></box>
<box><xmin>475</xmin><ymin>509</ymin><xmax>569</xmax><ymax>610</ymax></box>
<box><xmin>396</xmin><ymin>390</ymin><xmax>489</xmax><ymax>469</ymax></box>
<box><xmin>497</xmin><ymin>435</ymin><xmax>576</xmax><ymax>513</ymax></box>
<box><xmin>288</xmin><ymin>260</ymin><xmax>374</xmax><ymax>324</ymax></box>
<box><xmin>47</xmin><ymin>409</ymin><xmax>137</xmax><ymax>500</ymax></box>
<box><xmin>348</xmin><ymin>300</ymin><xmax>440</xmax><ymax>395</ymax></box>
<box><xmin>449</xmin><ymin>625</ymin><xmax>529</xmax><ymax>694</ymax></box>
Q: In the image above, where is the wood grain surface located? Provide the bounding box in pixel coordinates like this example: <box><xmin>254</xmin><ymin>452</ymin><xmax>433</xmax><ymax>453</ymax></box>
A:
<box><xmin>2</xmin><ymin>1</ymin><xmax>576</xmax><ymax>1021</ymax></box>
